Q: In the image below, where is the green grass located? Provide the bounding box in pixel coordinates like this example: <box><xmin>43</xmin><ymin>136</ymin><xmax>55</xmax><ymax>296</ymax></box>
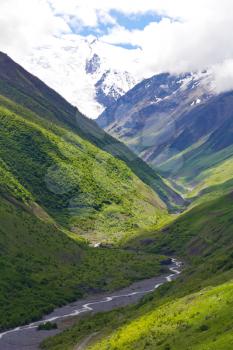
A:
<box><xmin>1</xmin><ymin>52</ymin><xmax>232</xmax><ymax>350</ymax></box>
<box><xmin>42</xmin><ymin>192</ymin><xmax>233</xmax><ymax>350</ymax></box>
<box><xmin>157</xmin><ymin>131</ymin><xmax>233</xmax><ymax>205</ymax></box>
<box><xmin>178</xmin><ymin>144</ymin><xmax>233</xmax><ymax>183</ymax></box>
<box><xmin>178</xmin><ymin>155</ymin><xmax>233</xmax><ymax>209</ymax></box>
<box><xmin>0</xmin><ymin>157</ymin><xmax>32</xmax><ymax>203</ymax></box>
<box><xmin>0</xmin><ymin>54</ymin><xmax>174</xmax><ymax>332</ymax></box>
<box><xmin>189</xmin><ymin>154</ymin><xmax>233</xmax><ymax>192</ymax></box>
<box><xmin>0</xmin><ymin>52</ymin><xmax>183</xmax><ymax>210</ymax></box>
<box><xmin>128</xmin><ymin>193</ymin><xmax>233</xmax><ymax>275</ymax></box>
<box><xmin>87</xmin><ymin>280</ymin><xmax>233</xmax><ymax>350</ymax></box>
<box><xmin>42</xmin><ymin>275</ymin><xmax>233</xmax><ymax>350</ymax></box>
<box><xmin>0</xmin><ymin>195</ymin><xmax>167</xmax><ymax>331</ymax></box>
<box><xmin>0</xmin><ymin>101</ymin><xmax>167</xmax><ymax>243</ymax></box>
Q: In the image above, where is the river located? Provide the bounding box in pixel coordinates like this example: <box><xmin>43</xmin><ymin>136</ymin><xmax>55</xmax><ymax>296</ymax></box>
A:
<box><xmin>0</xmin><ymin>259</ymin><xmax>182</xmax><ymax>350</ymax></box>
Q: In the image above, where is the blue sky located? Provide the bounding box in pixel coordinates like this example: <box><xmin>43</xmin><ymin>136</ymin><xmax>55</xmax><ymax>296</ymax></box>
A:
<box><xmin>109</xmin><ymin>10</ymin><xmax>163</xmax><ymax>30</ymax></box>
<box><xmin>70</xmin><ymin>10</ymin><xmax>163</xmax><ymax>49</ymax></box>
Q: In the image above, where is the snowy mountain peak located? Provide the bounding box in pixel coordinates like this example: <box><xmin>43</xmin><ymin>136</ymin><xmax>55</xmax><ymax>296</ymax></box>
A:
<box><xmin>95</xmin><ymin>69</ymin><xmax>136</xmax><ymax>109</ymax></box>
<box><xmin>19</xmin><ymin>37</ymin><xmax>139</xmax><ymax>118</ymax></box>
<box><xmin>96</xmin><ymin>70</ymin><xmax>215</xmax><ymax>163</ymax></box>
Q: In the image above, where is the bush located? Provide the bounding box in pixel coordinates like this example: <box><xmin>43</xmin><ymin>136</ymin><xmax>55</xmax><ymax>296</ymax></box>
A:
<box><xmin>199</xmin><ymin>324</ymin><xmax>209</xmax><ymax>332</ymax></box>
<box><xmin>37</xmin><ymin>322</ymin><xmax>58</xmax><ymax>331</ymax></box>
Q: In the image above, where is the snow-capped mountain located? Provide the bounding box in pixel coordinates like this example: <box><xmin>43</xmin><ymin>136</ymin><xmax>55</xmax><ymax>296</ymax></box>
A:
<box><xmin>19</xmin><ymin>37</ymin><xmax>138</xmax><ymax>118</ymax></box>
<box><xmin>84</xmin><ymin>49</ymin><xmax>137</xmax><ymax>112</ymax></box>
<box><xmin>97</xmin><ymin>71</ymin><xmax>216</xmax><ymax>168</ymax></box>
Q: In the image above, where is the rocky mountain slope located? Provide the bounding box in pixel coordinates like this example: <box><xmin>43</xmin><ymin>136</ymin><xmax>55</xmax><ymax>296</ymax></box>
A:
<box><xmin>97</xmin><ymin>70</ymin><xmax>233</xmax><ymax>199</ymax></box>
<box><xmin>97</xmin><ymin>71</ymin><xmax>214</xmax><ymax>165</ymax></box>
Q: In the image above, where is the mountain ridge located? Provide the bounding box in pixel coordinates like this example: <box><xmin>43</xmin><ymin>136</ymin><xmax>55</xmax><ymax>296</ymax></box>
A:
<box><xmin>96</xmin><ymin>70</ymin><xmax>233</xmax><ymax>201</ymax></box>
<box><xmin>0</xmin><ymin>51</ymin><xmax>183</xmax><ymax>210</ymax></box>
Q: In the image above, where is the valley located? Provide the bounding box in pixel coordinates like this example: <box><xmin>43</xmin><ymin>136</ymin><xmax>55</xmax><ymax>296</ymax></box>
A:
<box><xmin>41</xmin><ymin>69</ymin><xmax>233</xmax><ymax>350</ymax></box>
<box><xmin>0</xmin><ymin>52</ymin><xmax>178</xmax><ymax>336</ymax></box>
<box><xmin>0</xmin><ymin>46</ymin><xmax>233</xmax><ymax>350</ymax></box>
<box><xmin>0</xmin><ymin>260</ymin><xmax>181</xmax><ymax>350</ymax></box>
<box><xmin>43</xmin><ymin>192</ymin><xmax>233</xmax><ymax>350</ymax></box>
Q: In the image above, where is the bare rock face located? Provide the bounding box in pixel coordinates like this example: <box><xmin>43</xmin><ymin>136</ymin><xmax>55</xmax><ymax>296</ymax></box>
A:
<box><xmin>97</xmin><ymin>72</ymin><xmax>214</xmax><ymax>166</ymax></box>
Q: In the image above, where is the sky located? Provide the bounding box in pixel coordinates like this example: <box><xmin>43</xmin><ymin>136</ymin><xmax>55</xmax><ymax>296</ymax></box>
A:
<box><xmin>1</xmin><ymin>0</ymin><xmax>233</xmax><ymax>104</ymax></box>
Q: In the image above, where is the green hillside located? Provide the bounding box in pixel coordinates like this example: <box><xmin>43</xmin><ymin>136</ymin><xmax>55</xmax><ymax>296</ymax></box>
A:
<box><xmin>156</xmin><ymin>103</ymin><xmax>233</xmax><ymax>203</ymax></box>
<box><xmin>1</xmin><ymin>51</ymin><xmax>233</xmax><ymax>350</ymax></box>
<box><xmin>0</xmin><ymin>195</ymin><xmax>167</xmax><ymax>331</ymax></box>
<box><xmin>0</xmin><ymin>97</ymin><xmax>167</xmax><ymax>242</ymax></box>
<box><xmin>0</xmin><ymin>53</ymin><xmax>175</xmax><ymax>331</ymax></box>
<box><xmin>0</xmin><ymin>52</ymin><xmax>183</xmax><ymax>210</ymax></box>
<box><xmin>101</xmin><ymin>280</ymin><xmax>233</xmax><ymax>350</ymax></box>
<box><xmin>43</xmin><ymin>192</ymin><xmax>233</xmax><ymax>350</ymax></box>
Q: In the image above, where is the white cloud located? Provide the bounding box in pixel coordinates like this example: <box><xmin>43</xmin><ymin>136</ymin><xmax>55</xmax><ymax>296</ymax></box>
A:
<box><xmin>211</xmin><ymin>60</ymin><xmax>233</xmax><ymax>94</ymax></box>
<box><xmin>101</xmin><ymin>1</ymin><xmax>233</xmax><ymax>74</ymax></box>
<box><xmin>0</xmin><ymin>0</ymin><xmax>70</xmax><ymax>57</ymax></box>
<box><xmin>97</xmin><ymin>0</ymin><xmax>233</xmax><ymax>92</ymax></box>
<box><xmin>1</xmin><ymin>0</ymin><xmax>233</xmax><ymax>107</ymax></box>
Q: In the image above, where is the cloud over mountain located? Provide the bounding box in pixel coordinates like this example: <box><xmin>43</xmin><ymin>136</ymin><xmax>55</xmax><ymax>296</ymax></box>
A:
<box><xmin>2</xmin><ymin>0</ymin><xmax>233</xmax><ymax>113</ymax></box>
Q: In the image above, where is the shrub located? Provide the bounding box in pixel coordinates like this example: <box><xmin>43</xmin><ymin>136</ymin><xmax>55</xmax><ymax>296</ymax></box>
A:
<box><xmin>37</xmin><ymin>322</ymin><xmax>58</xmax><ymax>331</ymax></box>
<box><xmin>199</xmin><ymin>324</ymin><xmax>209</xmax><ymax>332</ymax></box>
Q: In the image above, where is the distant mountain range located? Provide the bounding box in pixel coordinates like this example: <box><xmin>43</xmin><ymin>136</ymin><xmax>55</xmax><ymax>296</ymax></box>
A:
<box><xmin>97</xmin><ymin>71</ymin><xmax>214</xmax><ymax>165</ymax></box>
<box><xmin>97</xmin><ymin>70</ymin><xmax>233</xmax><ymax>197</ymax></box>
<box><xmin>21</xmin><ymin>37</ymin><xmax>137</xmax><ymax>118</ymax></box>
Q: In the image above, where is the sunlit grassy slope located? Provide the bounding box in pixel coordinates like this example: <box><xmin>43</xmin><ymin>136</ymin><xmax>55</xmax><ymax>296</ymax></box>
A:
<box><xmin>87</xmin><ymin>281</ymin><xmax>233</xmax><ymax>350</ymax></box>
<box><xmin>158</xmin><ymin>131</ymin><xmax>233</xmax><ymax>207</ymax></box>
<box><xmin>0</xmin><ymin>52</ymin><xmax>183</xmax><ymax>210</ymax></box>
<box><xmin>183</xmin><ymin>154</ymin><xmax>233</xmax><ymax>207</ymax></box>
<box><xmin>43</xmin><ymin>281</ymin><xmax>233</xmax><ymax>350</ymax></box>
<box><xmin>42</xmin><ymin>192</ymin><xmax>233</xmax><ymax>350</ymax></box>
<box><xmin>0</xmin><ymin>98</ymin><xmax>169</xmax><ymax>242</ymax></box>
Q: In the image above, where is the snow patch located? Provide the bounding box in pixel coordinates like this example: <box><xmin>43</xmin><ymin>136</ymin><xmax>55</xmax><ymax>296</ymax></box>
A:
<box><xmin>22</xmin><ymin>37</ymin><xmax>138</xmax><ymax>119</ymax></box>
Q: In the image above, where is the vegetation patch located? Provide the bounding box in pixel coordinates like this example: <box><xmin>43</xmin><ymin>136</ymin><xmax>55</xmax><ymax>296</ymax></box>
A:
<box><xmin>42</xmin><ymin>192</ymin><xmax>233</xmax><ymax>350</ymax></box>
<box><xmin>41</xmin><ymin>281</ymin><xmax>233</xmax><ymax>350</ymax></box>
<box><xmin>38</xmin><ymin>322</ymin><xmax>58</xmax><ymax>331</ymax></box>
